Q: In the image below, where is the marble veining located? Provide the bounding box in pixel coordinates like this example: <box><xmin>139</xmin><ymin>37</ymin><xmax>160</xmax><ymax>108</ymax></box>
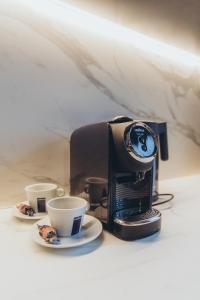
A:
<box><xmin>0</xmin><ymin>0</ymin><xmax>200</xmax><ymax>205</ymax></box>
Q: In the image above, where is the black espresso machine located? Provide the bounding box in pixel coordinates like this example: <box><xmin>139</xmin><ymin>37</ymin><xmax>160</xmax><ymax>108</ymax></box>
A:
<box><xmin>70</xmin><ymin>116</ymin><xmax>168</xmax><ymax>240</ymax></box>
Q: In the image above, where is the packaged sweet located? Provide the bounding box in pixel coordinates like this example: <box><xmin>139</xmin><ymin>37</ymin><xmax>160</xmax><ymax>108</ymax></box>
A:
<box><xmin>17</xmin><ymin>203</ymin><xmax>35</xmax><ymax>216</ymax></box>
<box><xmin>38</xmin><ymin>225</ymin><xmax>60</xmax><ymax>244</ymax></box>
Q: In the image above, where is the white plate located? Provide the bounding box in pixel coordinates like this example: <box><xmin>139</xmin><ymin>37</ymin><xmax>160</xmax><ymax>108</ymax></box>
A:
<box><xmin>13</xmin><ymin>201</ymin><xmax>47</xmax><ymax>220</ymax></box>
<box><xmin>31</xmin><ymin>215</ymin><xmax>103</xmax><ymax>249</ymax></box>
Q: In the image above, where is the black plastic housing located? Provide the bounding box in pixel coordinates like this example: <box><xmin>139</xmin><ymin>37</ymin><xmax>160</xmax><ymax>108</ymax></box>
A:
<box><xmin>70</xmin><ymin>118</ymin><xmax>162</xmax><ymax>240</ymax></box>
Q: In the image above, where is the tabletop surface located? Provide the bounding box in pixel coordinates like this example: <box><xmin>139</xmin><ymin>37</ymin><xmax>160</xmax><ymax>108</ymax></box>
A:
<box><xmin>1</xmin><ymin>175</ymin><xmax>200</xmax><ymax>300</ymax></box>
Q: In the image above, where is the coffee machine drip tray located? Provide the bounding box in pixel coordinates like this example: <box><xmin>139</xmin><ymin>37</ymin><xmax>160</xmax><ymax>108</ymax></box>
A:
<box><xmin>113</xmin><ymin>208</ymin><xmax>161</xmax><ymax>241</ymax></box>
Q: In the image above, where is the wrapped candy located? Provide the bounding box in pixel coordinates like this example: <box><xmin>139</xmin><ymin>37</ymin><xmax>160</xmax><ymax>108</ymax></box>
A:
<box><xmin>38</xmin><ymin>225</ymin><xmax>60</xmax><ymax>244</ymax></box>
<box><xmin>17</xmin><ymin>203</ymin><xmax>35</xmax><ymax>216</ymax></box>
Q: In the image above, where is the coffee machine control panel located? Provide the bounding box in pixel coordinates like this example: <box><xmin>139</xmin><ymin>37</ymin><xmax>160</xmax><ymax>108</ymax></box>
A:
<box><xmin>125</xmin><ymin>123</ymin><xmax>157</xmax><ymax>161</ymax></box>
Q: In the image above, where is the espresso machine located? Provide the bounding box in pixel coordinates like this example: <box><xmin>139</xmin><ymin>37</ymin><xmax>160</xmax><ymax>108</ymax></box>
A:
<box><xmin>70</xmin><ymin>116</ymin><xmax>168</xmax><ymax>240</ymax></box>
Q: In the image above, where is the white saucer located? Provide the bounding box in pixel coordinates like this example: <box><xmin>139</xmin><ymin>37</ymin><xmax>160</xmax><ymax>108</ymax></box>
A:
<box><xmin>13</xmin><ymin>201</ymin><xmax>47</xmax><ymax>220</ymax></box>
<box><xmin>31</xmin><ymin>215</ymin><xmax>103</xmax><ymax>249</ymax></box>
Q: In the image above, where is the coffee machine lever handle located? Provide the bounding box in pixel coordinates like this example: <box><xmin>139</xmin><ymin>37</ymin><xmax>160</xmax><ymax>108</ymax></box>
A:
<box><xmin>158</xmin><ymin>122</ymin><xmax>168</xmax><ymax>161</ymax></box>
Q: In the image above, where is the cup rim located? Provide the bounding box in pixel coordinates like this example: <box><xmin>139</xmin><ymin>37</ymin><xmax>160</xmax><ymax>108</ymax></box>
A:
<box><xmin>86</xmin><ymin>177</ymin><xmax>108</xmax><ymax>183</ymax></box>
<box><xmin>24</xmin><ymin>183</ymin><xmax>57</xmax><ymax>193</ymax></box>
<box><xmin>47</xmin><ymin>196</ymin><xmax>87</xmax><ymax>211</ymax></box>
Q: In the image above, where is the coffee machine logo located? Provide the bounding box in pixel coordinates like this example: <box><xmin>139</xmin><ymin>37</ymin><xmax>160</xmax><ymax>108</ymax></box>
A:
<box><xmin>130</xmin><ymin>125</ymin><xmax>156</xmax><ymax>158</ymax></box>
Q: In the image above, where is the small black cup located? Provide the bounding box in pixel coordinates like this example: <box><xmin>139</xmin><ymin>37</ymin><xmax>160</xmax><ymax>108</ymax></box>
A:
<box><xmin>84</xmin><ymin>177</ymin><xmax>108</xmax><ymax>210</ymax></box>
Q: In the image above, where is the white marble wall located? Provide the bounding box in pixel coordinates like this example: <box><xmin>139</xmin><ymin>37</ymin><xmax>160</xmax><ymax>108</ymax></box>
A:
<box><xmin>0</xmin><ymin>0</ymin><xmax>200</xmax><ymax>205</ymax></box>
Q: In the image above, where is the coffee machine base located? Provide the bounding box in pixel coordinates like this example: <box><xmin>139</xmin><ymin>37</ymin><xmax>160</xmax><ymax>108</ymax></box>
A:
<box><xmin>112</xmin><ymin>208</ymin><xmax>161</xmax><ymax>241</ymax></box>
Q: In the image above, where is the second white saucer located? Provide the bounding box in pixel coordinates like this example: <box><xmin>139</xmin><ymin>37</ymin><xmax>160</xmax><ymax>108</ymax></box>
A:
<box><xmin>13</xmin><ymin>201</ymin><xmax>47</xmax><ymax>220</ymax></box>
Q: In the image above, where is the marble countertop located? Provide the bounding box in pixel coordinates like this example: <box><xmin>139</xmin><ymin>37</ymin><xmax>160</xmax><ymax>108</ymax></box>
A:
<box><xmin>1</xmin><ymin>175</ymin><xmax>200</xmax><ymax>300</ymax></box>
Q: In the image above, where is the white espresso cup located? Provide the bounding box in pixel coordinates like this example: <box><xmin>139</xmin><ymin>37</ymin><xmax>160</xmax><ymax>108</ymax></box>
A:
<box><xmin>24</xmin><ymin>183</ymin><xmax>65</xmax><ymax>213</ymax></box>
<box><xmin>47</xmin><ymin>196</ymin><xmax>89</xmax><ymax>237</ymax></box>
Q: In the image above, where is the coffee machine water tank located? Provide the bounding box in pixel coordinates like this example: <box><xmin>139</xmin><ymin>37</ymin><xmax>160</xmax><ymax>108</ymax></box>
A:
<box><xmin>70</xmin><ymin>117</ymin><xmax>162</xmax><ymax>240</ymax></box>
<box><xmin>145</xmin><ymin>121</ymin><xmax>169</xmax><ymax>201</ymax></box>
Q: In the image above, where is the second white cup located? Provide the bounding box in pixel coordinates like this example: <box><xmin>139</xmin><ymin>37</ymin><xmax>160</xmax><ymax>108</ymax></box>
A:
<box><xmin>47</xmin><ymin>196</ymin><xmax>88</xmax><ymax>237</ymax></box>
<box><xmin>24</xmin><ymin>183</ymin><xmax>65</xmax><ymax>213</ymax></box>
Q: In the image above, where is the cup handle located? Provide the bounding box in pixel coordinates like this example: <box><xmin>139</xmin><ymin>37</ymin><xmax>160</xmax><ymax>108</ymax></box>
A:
<box><xmin>84</xmin><ymin>184</ymin><xmax>89</xmax><ymax>194</ymax></box>
<box><xmin>56</xmin><ymin>187</ymin><xmax>65</xmax><ymax>197</ymax></box>
<box><xmin>85</xmin><ymin>202</ymin><xmax>90</xmax><ymax>212</ymax></box>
